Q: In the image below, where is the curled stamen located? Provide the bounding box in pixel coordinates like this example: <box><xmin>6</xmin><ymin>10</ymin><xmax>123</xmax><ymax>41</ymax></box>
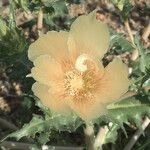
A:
<box><xmin>75</xmin><ymin>54</ymin><xmax>99</xmax><ymax>72</ymax></box>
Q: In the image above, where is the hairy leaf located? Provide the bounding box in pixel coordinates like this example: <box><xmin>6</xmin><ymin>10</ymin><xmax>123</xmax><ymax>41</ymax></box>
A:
<box><xmin>103</xmin><ymin>123</ymin><xmax>120</xmax><ymax>144</ymax></box>
<box><xmin>107</xmin><ymin>95</ymin><xmax>150</xmax><ymax>128</ymax></box>
<box><xmin>111</xmin><ymin>0</ymin><xmax>133</xmax><ymax>19</ymax></box>
<box><xmin>134</xmin><ymin>35</ymin><xmax>150</xmax><ymax>73</ymax></box>
<box><xmin>3</xmin><ymin>100</ymin><xmax>83</xmax><ymax>141</ymax></box>
<box><xmin>95</xmin><ymin>94</ymin><xmax>150</xmax><ymax>143</ymax></box>
<box><xmin>110</xmin><ymin>32</ymin><xmax>134</xmax><ymax>53</ymax></box>
<box><xmin>3</xmin><ymin>115</ymin><xmax>47</xmax><ymax>141</ymax></box>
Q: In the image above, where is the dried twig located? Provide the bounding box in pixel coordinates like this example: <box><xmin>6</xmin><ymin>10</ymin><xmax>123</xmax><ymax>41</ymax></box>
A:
<box><xmin>0</xmin><ymin>117</ymin><xmax>18</xmax><ymax>131</ymax></box>
<box><xmin>0</xmin><ymin>141</ymin><xmax>83</xmax><ymax>150</ymax></box>
<box><xmin>123</xmin><ymin>117</ymin><xmax>150</xmax><ymax>150</ymax></box>
<box><xmin>124</xmin><ymin>19</ymin><xmax>139</xmax><ymax>61</ymax></box>
<box><xmin>37</xmin><ymin>8</ymin><xmax>43</xmax><ymax>33</ymax></box>
<box><xmin>124</xmin><ymin>19</ymin><xmax>135</xmax><ymax>45</ymax></box>
<box><xmin>142</xmin><ymin>22</ymin><xmax>150</xmax><ymax>43</ymax></box>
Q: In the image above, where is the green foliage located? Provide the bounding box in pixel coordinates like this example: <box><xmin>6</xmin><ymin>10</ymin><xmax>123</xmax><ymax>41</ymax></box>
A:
<box><xmin>107</xmin><ymin>95</ymin><xmax>150</xmax><ymax>126</ymax></box>
<box><xmin>2</xmin><ymin>97</ymin><xmax>83</xmax><ymax>142</ymax></box>
<box><xmin>94</xmin><ymin>94</ymin><xmax>150</xmax><ymax>144</ymax></box>
<box><xmin>111</xmin><ymin>0</ymin><xmax>133</xmax><ymax>19</ymax></box>
<box><xmin>134</xmin><ymin>35</ymin><xmax>150</xmax><ymax>73</ymax></box>
<box><xmin>111</xmin><ymin>0</ymin><xmax>127</xmax><ymax>11</ymax></box>
<box><xmin>0</xmin><ymin>17</ymin><xmax>7</xmax><ymax>35</ymax></box>
<box><xmin>44</xmin><ymin>0</ymin><xmax>68</xmax><ymax>29</ymax></box>
<box><xmin>110</xmin><ymin>31</ymin><xmax>134</xmax><ymax>54</ymax></box>
<box><xmin>103</xmin><ymin>124</ymin><xmax>120</xmax><ymax>144</ymax></box>
<box><xmin>14</xmin><ymin>0</ymin><xmax>29</xmax><ymax>12</ymax></box>
<box><xmin>3</xmin><ymin>115</ymin><xmax>47</xmax><ymax>141</ymax></box>
<box><xmin>0</xmin><ymin>18</ymin><xmax>27</xmax><ymax>63</ymax></box>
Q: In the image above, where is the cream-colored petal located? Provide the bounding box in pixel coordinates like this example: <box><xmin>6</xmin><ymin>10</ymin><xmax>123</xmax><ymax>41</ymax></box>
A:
<box><xmin>31</xmin><ymin>55</ymin><xmax>64</xmax><ymax>87</ymax></box>
<box><xmin>28</xmin><ymin>31</ymin><xmax>69</xmax><ymax>61</ymax></box>
<box><xmin>67</xmin><ymin>97</ymin><xmax>107</xmax><ymax>122</ymax></box>
<box><xmin>32</xmin><ymin>82</ymin><xmax>71</xmax><ymax>114</ymax></box>
<box><xmin>98</xmin><ymin>58</ymin><xmax>129</xmax><ymax>104</ymax></box>
<box><xmin>68</xmin><ymin>11</ymin><xmax>110</xmax><ymax>58</ymax></box>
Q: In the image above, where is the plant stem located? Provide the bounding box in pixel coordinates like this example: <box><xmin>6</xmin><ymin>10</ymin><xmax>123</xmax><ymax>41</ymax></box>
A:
<box><xmin>84</xmin><ymin>123</ymin><xmax>95</xmax><ymax>150</ymax></box>
<box><xmin>123</xmin><ymin>117</ymin><xmax>150</xmax><ymax>150</ymax></box>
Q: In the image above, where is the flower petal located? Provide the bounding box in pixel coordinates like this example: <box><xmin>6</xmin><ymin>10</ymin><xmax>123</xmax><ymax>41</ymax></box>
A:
<box><xmin>31</xmin><ymin>55</ymin><xmax>64</xmax><ymax>87</ymax></box>
<box><xmin>68</xmin><ymin>58</ymin><xmax>129</xmax><ymax>122</ymax></box>
<box><xmin>98</xmin><ymin>58</ymin><xmax>129</xmax><ymax>104</ymax></box>
<box><xmin>28</xmin><ymin>31</ymin><xmax>69</xmax><ymax>61</ymax></box>
<box><xmin>67</xmin><ymin>97</ymin><xmax>107</xmax><ymax>122</ymax></box>
<box><xmin>68</xmin><ymin>11</ymin><xmax>110</xmax><ymax>58</ymax></box>
<box><xmin>32</xmin><ymin>82</ymin><xmax>71</xmax><ymax>114</ymax></box>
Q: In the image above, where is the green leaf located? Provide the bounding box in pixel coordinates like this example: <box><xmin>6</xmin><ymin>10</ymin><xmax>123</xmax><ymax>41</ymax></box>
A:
<box><xmin>52</xmin><ymin>0</ymin><xmax>68</xmax><ymax>16</ymax></box>
<box><xmin>3</xmin><ymin>115</ymin><xmax>47</xmax><ymax>141</ymax></box>
<box><xmin>37</xmin><ymin>132</ymin><xmax>50</xmax><ymax>145</ymax></box>
<box><xmin>111</xmin><ymin>0</ymin><xmax>133</xmax><ymax>19</ymax></box>
<box><xmin>0</xmin><ymin>17</ymin><xmax>7</xmax><ymax>36</ymax></box>
<box><xmin>0</xmin><ymin>18</ymin><xmax>27</xmax><ymax>63</ymax></box>
<box><xmin>110</xmin><ymin>31</ymin><xmax>134</xmax><ymax>53</ymax></box>
<box><xmin>103</xmin><ymin>123</ymin><xmax>120</xmax><ymax>144</ymax></box>
<box><xmin>34</xmin><ymin>96</ymin><xmax>83</xmax><ymax>132</ymax></box>
<box><xmin>9</xmin><ymin>0</ymin><xmax>16</xmax><ymax>28</ymax></box>
<box><xmin>134</xmin><ymin>35</ymin><xmax>150</xmax><ymax>73</ymax></box>
<box><xmin>111</xmin><ymin>0</ymin><xmax>126</xmax><ymax>11</ymax></box>
<box><xmin>43</xmin><ymin>0</ymin><xmax>68</xmax><ymax>29</ymax></box>
<box><xmin>14</xmin><ymin>0</ymin><xmax>29</xmax><ymax>12</ymax></box>
<box><xmin>107</xmin><ymin>95</ymin><xmax>150</xmax><ymax>128</ymax></box>
<box><xmin>143</xmin><ymin>78</ymin><xmax>150</xmax><ymax>88</ymax></box>
<box><xmin>3</xmin><ymin>97</ymin><xmax>83</xmax><ymax>141</ymax></box>
<box><xmin>94</xmin><ymin>95</ymin><xmax>150</xmax><ymax>144</ymax></box>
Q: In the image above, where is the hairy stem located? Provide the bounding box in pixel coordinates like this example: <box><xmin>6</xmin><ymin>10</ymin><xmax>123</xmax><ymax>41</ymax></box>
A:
<box><xmin>84</xmin><ymin>123</ymin><xmax>95</xmax><ymax>150</ymax></box>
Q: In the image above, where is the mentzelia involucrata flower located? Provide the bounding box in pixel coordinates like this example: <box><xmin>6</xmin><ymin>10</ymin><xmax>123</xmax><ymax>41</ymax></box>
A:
<box><xmin>28</xmin><ymin>11</ymin><xmax>129</xmax><ymax>122</ymax></box>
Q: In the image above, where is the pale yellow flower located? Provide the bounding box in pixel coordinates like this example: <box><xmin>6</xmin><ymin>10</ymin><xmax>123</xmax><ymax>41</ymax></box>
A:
<box><xmin>28</xmin><ymin>11</ymin><xmax>129</xmax><ymax>122</ymax></box>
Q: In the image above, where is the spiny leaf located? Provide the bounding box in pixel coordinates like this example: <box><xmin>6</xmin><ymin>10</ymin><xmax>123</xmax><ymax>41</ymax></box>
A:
<box><xmin>102</xmin><ymin>123</ymin><xmax>120</xmax><ymax>144</ymax></box>
<box><xmin>0</xmin><ymin>18</ymin><xmax>27</xmax><ymax>62</ymax></box>
<box><xmin>134</xmin><ymin>35</ymin><xmax>150</xmax><ymax>73</ymax></box>
<box><xmin>37</xmin><ymin>132</ymin><xmax>50</xmax><ymax>145</ymax></box>
<box><xmin>35</xmin><ymin>96</ymin><xmax>83</xmax><ymax>132</ymax></box>
<box><xmin>0</xmin><ymin>17</ymin><xmax>7</xmax><ymax>36</ymax></box>
<box><xmin>3</xmin><ymin>115</ymin><xmax>47</xmax><ymax>141</ymax></box>
<box><xmin>111</xmin><ymin>0</ymin><xmax>127</xmax><ymax>11</ymax></box>
<box><xmin>95</xmin><ymin>94</ymin><xmax>150</xmax><ymax>144</ymax></box>
<box><xmin>111</xmin><ymin>0</ymin><xmax>133</xmax><ymax>19</ymax></box>
<box><xmin>107</xmin><ymin>95</ymin><xmax>150</xmax><ymax>128</ymax></box>
<box><xmin>3</xmin><ymin>106</ymin><xmax>83</xmax><ymax>141</ymax></box>
<box><xmin>110</xmin><ymin>31</ymin><xmax>134</xmax><ymax>53</ymax></box>
<box><xmin>14</xmin><ymin>0</ymin><xmax>29</xmax><ymax>12</ymax></box>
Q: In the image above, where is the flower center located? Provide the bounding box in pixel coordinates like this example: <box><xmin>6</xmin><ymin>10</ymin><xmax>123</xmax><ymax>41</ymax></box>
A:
<box><xmin>64</xmin><ymin>70</ymin><xmax>83</xmax><ymax>96</ymax></box>
<box><xmin>64</xmin><ymin>69</ymin><xmax>101</xmax><ymax>101</ymax></box>
<box><xmin>63</xmin><ymin>55</ymin><xmax>101</xmax><ymax>100</ymax></box>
